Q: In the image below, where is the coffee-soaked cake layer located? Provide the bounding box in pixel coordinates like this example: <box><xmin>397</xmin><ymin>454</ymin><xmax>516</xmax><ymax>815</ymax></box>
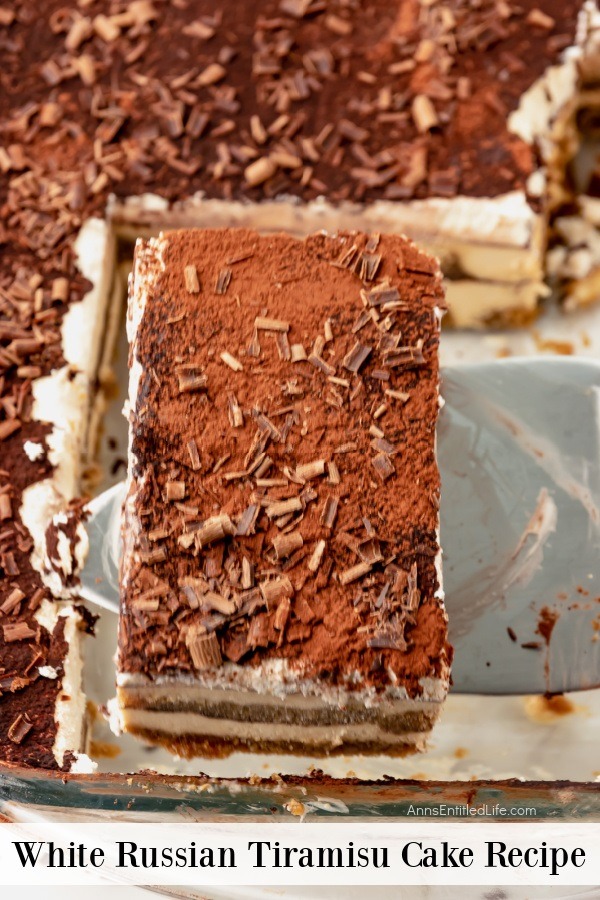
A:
<box><xmin>117</xmin><ymin>227</ymin><xmax>450</xmax><ymax>757</ymax></box>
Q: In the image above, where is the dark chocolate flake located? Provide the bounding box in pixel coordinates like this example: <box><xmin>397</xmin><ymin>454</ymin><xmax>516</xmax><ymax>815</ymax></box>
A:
<box><xmin>371</xmin><ymin>453</ymin><xmax>395</xmax><ymax>482</ymax></box>
<box><xmin>3</xmin><ymin>621</ymin><xmax>36</xmax><ymax>642</ymax></box>
<box><xmin>8</xmin><ymin>713</ymin><xmax>33</xmax><ymax>744</ymax></box>
<box><xmin>383</xmin><ymin>340</ymin><xmax>425</xmax><ymax>369</ymax></box>
<box><xmin>342</xmin><ymin>341</ymin><xmax>372</xmax><ymax>374</ymax></box>
<box><xmin>187</xmin><ymin>629</ymin><xmax>223</xmax><ymax>669</ymax></box>
<box><xmin>215</xmin><ymin>268</ymin><xmax>232</xmax><ymax>294</ymax></box>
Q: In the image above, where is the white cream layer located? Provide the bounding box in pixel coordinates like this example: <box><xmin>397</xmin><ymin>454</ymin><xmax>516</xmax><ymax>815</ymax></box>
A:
<box><xmin>34</xmin><ymin>600</ymin><xmax>95</xmax><ymax>772</ymax></box>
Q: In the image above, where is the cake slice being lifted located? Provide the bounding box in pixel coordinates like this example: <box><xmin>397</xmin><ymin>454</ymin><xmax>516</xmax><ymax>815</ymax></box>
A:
<box><xmin>116</xmin><ymin>227</ymin><xmax>450</xmax><ymax>758</ymax></box>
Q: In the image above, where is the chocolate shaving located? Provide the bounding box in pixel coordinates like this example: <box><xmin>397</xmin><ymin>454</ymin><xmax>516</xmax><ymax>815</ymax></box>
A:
<box><xmin>177</xmin><ymin>367</ymin><xmax>208</xmax><ymax>393</ymax></box>
<box><xmin>186</xmin><ymin>630</ymin><xmax>223</xmax><ymax>669</ymax></box>
<box><xmin>290</xmin><ymin>343</ymin><xmax>307</xmax><ymax>361</ymax></box>
<box><xmin>371</xmin><ymin>453</ymin><xmax>395</xmax><ymax>482</ymax></box>
<box><xmin>3</xmin><ymin>621</ymin><xmax>36</xmax><ymax>642</ymax></box>
<box><xmin>227</xmin><ymin>393</ymin><xmax>244</xmax><ymax>428</ymax></box>
<box><xmin>215</xmin><ymin>268</ymin><xmax>232</xmax><ymax>294</ymax></box>
<box><xmin>252</xmin><ymin>409</ymin><xmax>281</xmax><ymax>441</ymax></box>
<box><xmin>201</xmin><ymin>590</ymin><xmax>237</xmax><ymax>616</ymax></box>
<box><xmin>7</xmin><ymin>713</ymin><xmax>33</xmax><ymax>744</ymax></box>
<box><xmin>334</xmin><ymin>442</ymin><xmax>357</xmax><ymax>454</ymax></box>
<box><xmin>358</xmin><ymin>538</ymin><xmax>384</xmax><ymax>565</ymax></box>
<box><xmin>187</xmin><ymin>439</ymin><xmax>201</xmax><ymax>470</ymax></box>
<box><xmin>255</xmin><ymin>316</ymin><xmax>289</xmax><ymax>332</ymax></box>
<box><xmin>260</xmin><ymin>576</ymin><xmax>294</xmax><ymax>605</ymax></box>
<box><xmin>355</xmin><ymin>252</ymin><xmax>381</xmax><ymax>282</ymax></box>
<box><xmin>339</xmin><ymin>561</ymin><xmax>372</xmax><ymax>585</ymax></box>
<box><xmin>1</xmin><ymin>587</ymin><xmax>26</xmax><ymax>615</ymax></box>
<box><xmin>248</xmin><ymin>329</ymin><xmax>261</xmax><ymax>357</ymax></box>
<box><xmin>352</xmin><ymin>310</ymin><xmax>371</xmax><ymax>334</ymax></box>
<box><xmin>273</xmin><ymin>596</ymin><xmax>291</xmax><ymax>637</ymax></box>
<box><xmin>385</xmin><ymin>388</ymin><xmax>410</xmax><ymax>403</ymax></box>
<box><xmin>342</xmin><ymin>341</ymin><xmax>372</xmax><ymax>374</ymax></box>
<box><xmin>371</xmin><ymin>437</ymin><xmax>396</xmax><ymax>456</ymax></box>
<box><xmin>241</xmin><ymin>557</ymin><xmax>254</xmax><ymax>589</ymax></box>
<box><xmin>194</xmin><ymin>514</ymin><xmax>235</xmax><ymax>547</ymax></box>
<box><xmin>165</xmin><ymin>480</ymin><xmax>185</xmax><ymax>501</ymax></box>
<box><xmin>307</xmin><ymin>539</ymin><xmax>326</xmax><ymax>573</ymax></box>
<box><xmin>368</xmin><ymin>625</ymin><xmax>409</xmax><ymax>652</ymax></box>
<box><xmin>383</xmin><ymin>340</ymin><xmax>425</xmax><ymax>369</ymax></box>
<box><xmin>0</xmin><ymin>494</ymin><xmax>12</xmax><ymax>521</ymax></box>
<box><xmin>184</xmin><ymin>265</ymin><xmax>201</xmax><ymax>293</ymax></box>
<box><xmin>320</xmin><ymin>496</ymin><xmax>339</xmax><ymax>530</ymax></box>
<box><xmin>308</xmin><ymin>353</ymin><xmax>336</xmax><ymax>377</ymax></box>
<box><xmin>266</xmin><ymin>497</ymin><xmax>303</xmax><ymax>519</ymax></box>
<box><xmin>275</xmin><ymin>331</ymin><xmax>291</xmax><ymax>361</ymax></box>
<box><xmin>332</xmin><ymin>243</ymin><xmax>358</xmax><ymax>270</ymax></box>
<box><xmin>272</xmin><ymin>530</ymin><xmax>303</xmax><ymax>559</ymax></box>
<box><xmin>327</xmin><ymin>461</ymin><xmax>341</xmax><ymax>485</ymax></box>
<box><xmin>295</xmin><ymin>459</ymin><xmax>325</xmax><ymax>481</ymax></box>
<box><xmin>236</xmin><ymin>504</ymin><xmax>260</xmax><ymax>536</ymax></box>
<box><xmin>402</xmin><ymin>562</ymin><xmax>421</xmax><ymax>611</ymax></box>
<box><xmin>362</xmin><ymin>284</ymin><xmax>401</xmax><ymax>307</ymax></box>
<box><xmin>220</xmin><ymin>350</ymin><xmax>243</xmax><ymax>371</ymax></box>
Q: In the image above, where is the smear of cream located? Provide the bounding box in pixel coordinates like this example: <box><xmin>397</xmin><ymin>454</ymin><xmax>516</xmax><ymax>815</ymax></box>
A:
<box><xmin>503</xmin><ymin>488</ymin><xmax>558</xmax><ymax>592</ymax></box>
<box><xmin>449</xmin><ymin>488</ymin><xmax>557</xmax><ymax>639</ymax></box>
<box><xmin>482</xmin><ymin>396</ymin><xmax>600</xmax><ymax>528</ymax></box>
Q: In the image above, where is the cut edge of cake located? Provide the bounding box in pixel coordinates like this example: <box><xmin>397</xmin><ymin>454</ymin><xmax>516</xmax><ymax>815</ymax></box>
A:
<box><xmin>11</xmin><ymin>218</ymin><xmax>118</xmax><ymax>772</ymax></box>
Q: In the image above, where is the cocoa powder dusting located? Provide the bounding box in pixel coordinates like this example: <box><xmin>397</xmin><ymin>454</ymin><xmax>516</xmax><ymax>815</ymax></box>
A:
<box><xmin>120</xmin><ymin>228</ymin><xmax>451</xmax><ymax>696</ymax></box>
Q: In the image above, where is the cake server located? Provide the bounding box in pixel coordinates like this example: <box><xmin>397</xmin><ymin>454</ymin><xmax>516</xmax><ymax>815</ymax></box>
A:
<box><xmin>76</xmin><ymin>357</ymin><xmax>600</xmax><ymax>696</ymax></box>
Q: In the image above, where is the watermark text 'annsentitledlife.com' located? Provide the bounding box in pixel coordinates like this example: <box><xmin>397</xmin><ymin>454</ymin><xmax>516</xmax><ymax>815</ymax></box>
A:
<box><xmin>406</xmin><ymin>804</ymin><xmax>537</xmax><ymax>818</ymax></box>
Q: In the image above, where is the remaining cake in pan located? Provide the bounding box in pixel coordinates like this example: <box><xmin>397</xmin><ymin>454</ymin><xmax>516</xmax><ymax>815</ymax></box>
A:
<box><xmin>116</xmin><ymin>227</ymin><xmax>450</xmax><ymax>757</ymax></box>
<box><xmin>106</xmin><ymin>0</ymin><xmax>600</xmax><ymax>327</ymax></box>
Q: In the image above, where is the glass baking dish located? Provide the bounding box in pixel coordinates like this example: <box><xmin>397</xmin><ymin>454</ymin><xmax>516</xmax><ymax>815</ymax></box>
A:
<box><xmin>2</xmin><ymin>227</ymin><xmax>600</xmax><ymax>824</ymax></box>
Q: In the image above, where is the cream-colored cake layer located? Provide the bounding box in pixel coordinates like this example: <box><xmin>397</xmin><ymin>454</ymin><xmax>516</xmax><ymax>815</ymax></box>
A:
<box><xmin>119</xmin><ymin>708</ymin><xmax>430</xmax><ymax>751</ymax></box>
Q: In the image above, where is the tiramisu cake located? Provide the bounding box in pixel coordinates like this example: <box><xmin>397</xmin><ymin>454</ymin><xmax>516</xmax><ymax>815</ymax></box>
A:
<box><xmin>116</xmin><ymin>227</ymin><xmax>450</xmax><ymax>757</ymax></box>
<box><xmin>0</xmin><ymin>0</ymin><xmax>599</xmax><ymax>773</ymax></box>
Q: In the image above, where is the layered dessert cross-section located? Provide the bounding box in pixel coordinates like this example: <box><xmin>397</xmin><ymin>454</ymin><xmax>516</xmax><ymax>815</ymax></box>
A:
<box><xmin>116</xmin><ymin>227</ymin><xmax>450</xmax><ymax>757</ymax></box>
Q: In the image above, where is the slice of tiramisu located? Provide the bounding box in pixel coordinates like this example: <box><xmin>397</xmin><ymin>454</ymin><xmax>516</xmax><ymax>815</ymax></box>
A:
<box><xmin>116</xmin><ymin>227</ymin><xmax>450</xmax><ymax>757</ymax></box>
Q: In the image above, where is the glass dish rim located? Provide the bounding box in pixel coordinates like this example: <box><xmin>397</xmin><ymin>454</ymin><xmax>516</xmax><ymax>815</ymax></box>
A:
<box><xmin>1</xmin><ymin>764</ymin><xmax>599</xmax><ymax>820</ymax></box>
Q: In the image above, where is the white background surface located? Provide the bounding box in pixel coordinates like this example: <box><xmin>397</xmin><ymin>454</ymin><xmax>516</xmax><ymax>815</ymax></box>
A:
<box><xmin>12</xmin><ymin>887</ymin><xmax>600</xmax><ymax>899</ymax></box>
<box><xmin>17</xmin><ymin>890</ymin><xmax>149</xmax><ymax>899</ymax></box>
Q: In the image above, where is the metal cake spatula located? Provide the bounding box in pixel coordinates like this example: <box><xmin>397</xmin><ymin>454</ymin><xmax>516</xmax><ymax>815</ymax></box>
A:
<box><xmin>78</xmin><ymin>358</ymin><xmax>600</xmax><ymax>696</ymax></box>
